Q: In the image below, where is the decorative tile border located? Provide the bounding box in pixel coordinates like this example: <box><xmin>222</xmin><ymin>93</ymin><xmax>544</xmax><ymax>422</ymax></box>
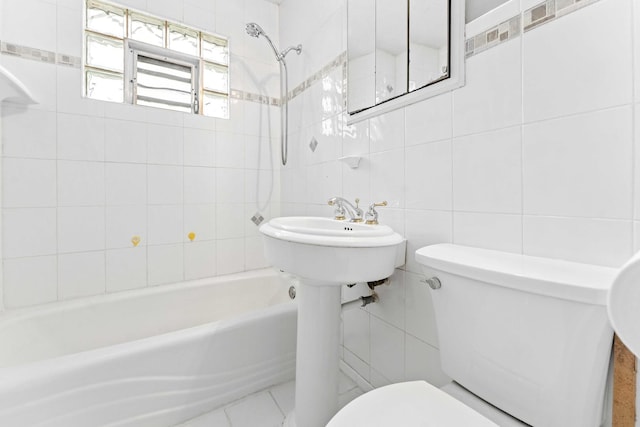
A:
<box><xmin>288</xmin><ymin>51</ymin><xmax>347</xmax><ymax>102</ymax></box>
<box><xmin>57</xmin><ymin>53</ymin><xmax>82</xmax><ymax>68</ymax></box>
<box><xmin>230</xmin><ymin>89</ymin><xmax>280</xmax><ymax>106</ymax></box>
<box><xmin>524</xmin><ymin>0</ymin><xmax>600</xmax><ymax>32</ymax></box>
<box><xmin>1</xmin><ymin>41</ymin><xmax>58</xmax><ymax>64</ymax></box>
<box><xmin>465</xmin><ymin>15</ymin><xmax>521</xmax><ymax>58</ymax></box>
<box><xmin>465</xmin><ymin>0</ymin><xmax>601</xmax><ymax>58</ymax></box>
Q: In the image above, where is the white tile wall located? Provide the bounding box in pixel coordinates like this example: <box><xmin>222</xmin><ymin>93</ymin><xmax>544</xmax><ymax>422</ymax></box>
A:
<box><xmin>522</xmin><ymin>106</ymin><xmax>633</xmax><ymax>219</ymax></box>
<box><xmin>58</xmin><ymin>207</ymin><xmax>105</xmax><ymax>253</ymax></box>
<box><xmin>148</xmin><ymin>244</ymin><xmax>184</xmax><ymax>286</ymax></box>
<box><xmin>2</xmin><ymin>107</ymin><xmax>57</xmax><ymax>159</ymax></box>
<box><xmin>3</xmin><ymin>255</ymin><xmax>57</xmax><ymax>308</ymax></box>
<box><xmin>0</xmin><ymin>0</ymin><xmax>280</xmax><ymax>310</ymax></box>
<box><xmin>522</xmin><ymin>0</ymin><xmax>633</xmax><ymax>123</ymax></box>
<box><xmin>57</xmin><ymin>161</ymin><xmax>105</xmax><ymax>207</ymax></box>
<box><xmin>452</xmin><ymin>39</ymin><xmax>522</xmax><ymax>137</ymax></box>
<box><xmin>106</xmin><ymin>206</ymin><xmax>146</xmax><ymax>249</ymax></box>
<box><xmin>57</xmin><ymin>114</ymin><xmax>105</xmax><ymax>161</ymax></box>
<box><xmin>452</xmin><ymin>126</ymin><xmax>522</xmax><ymax>214</ymax></box>
<box><xmin>3</xmin><ymin>158</ymin><xmax>56</xmax><ymax>208</ymax></box>
<box><xmin>58</xmin><ymin>251</ymin><xmax>105</xmax><ymax>299</ymax></box>
<box><xmin>106</xmin><ymin>247</ymin><xmax>147</xmax><ymax>292</ymax></box>
<box><xmin>279</xmin><ymin>0</ymin><xmax>639</xmax><ymax>401</ymax></box>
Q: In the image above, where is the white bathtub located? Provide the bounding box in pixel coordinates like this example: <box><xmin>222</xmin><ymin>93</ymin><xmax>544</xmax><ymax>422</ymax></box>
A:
<box><xmin>0</xmin><ymin>268</ymin><xmax>297</xmax><ymax>427</ymax></box>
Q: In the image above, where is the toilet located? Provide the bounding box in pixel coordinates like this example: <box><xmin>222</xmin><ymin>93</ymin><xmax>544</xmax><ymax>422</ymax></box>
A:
<box><xmin>329</xmin><ymin>244</ymin><xmax>616</xmax><ymax>427</ymax></box>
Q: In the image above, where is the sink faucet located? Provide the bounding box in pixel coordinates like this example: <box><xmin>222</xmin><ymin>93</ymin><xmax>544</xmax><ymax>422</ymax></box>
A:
<box><xmin>328</xmin><ymin>197</ymin><xmax>363</xmax><ymax>222</ymax></box>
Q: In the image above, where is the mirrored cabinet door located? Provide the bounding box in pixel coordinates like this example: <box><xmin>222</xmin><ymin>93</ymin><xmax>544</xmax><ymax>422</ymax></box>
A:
<box><xmin>375</xmin><ymin>0</ymin><xmax>408</xmax><ymax>104</ymax></box>
<box><xmin>347</xmin><ymin>0</ymin><xmax>376</xmax><ymax>113</ymax></box>
<box><xmin>409</xmin><ymin>0</ymin><xmax>450</xmax><ymax>91</ymax></box>
<box><xmin>348</xmin><ymin>0</ymin><xmax>456</xmax><ymax>115</ymax></box>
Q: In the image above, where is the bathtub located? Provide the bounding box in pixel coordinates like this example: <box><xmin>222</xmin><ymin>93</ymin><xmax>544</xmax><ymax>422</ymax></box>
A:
<box><xmin>0</xmin><ymin>268</ymin><xmax>297</xmax><ymax>427</ymax></box>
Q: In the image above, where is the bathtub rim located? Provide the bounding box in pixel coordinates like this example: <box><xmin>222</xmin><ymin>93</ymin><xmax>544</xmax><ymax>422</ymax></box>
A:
<box><xmin>0</xmin><ymin>267</ymin><xmax>296</xmax><ymax>379</ymax></box>
<box><xmin>0</xmin><ymin>267</ymin><xmax>283</xmax><ymax>326</ymax></box>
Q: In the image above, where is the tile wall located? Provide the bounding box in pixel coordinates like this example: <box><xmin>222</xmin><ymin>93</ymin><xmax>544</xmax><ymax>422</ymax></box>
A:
<box><xmin>279</xmin><ymin>0</ymin><xmax>640</xmax><ymax>411</ymax></box>
<box><xmin>0</xmin><ymin>0</ymin><xmax>282</xmax><ymax>311</ymax></box>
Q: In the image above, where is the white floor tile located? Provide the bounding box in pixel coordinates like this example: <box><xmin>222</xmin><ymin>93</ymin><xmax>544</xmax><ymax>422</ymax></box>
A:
<box><xmin>225</xmin><ymin>391</ymin><xmax>285</xmax><ymax>427</ymax></box>
<box><xmin>338</xmin><ymin>371</ymin><xmax>358</xmax><ymax>394</ymax></box>
<box><xmin>172</xmin><ymin>376</ymin><xmax>365</xmax><ymax>427</ymax></box>
<box><xmin>178</xmin><ymin>408</ymin><xmax>230</xmax><ymax>427</ymax></box>
<box><xmin>269</xmin><ymin>380</ymin><xmax>295</xmax><ymax>417</ymax></box>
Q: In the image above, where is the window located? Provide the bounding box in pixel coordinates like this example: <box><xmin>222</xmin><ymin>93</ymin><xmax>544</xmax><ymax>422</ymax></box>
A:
<box><xmin>84</xmin><ymin>0</ymin><xmax>229</xmax><ymax>118</ymax></box>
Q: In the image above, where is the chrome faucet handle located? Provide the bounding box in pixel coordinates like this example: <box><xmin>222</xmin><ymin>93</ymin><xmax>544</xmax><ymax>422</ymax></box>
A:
<box><xmin>365</xmin><ymin>201</ymin><xmax>388</xmax><ymax>225</ymax></box>
<box><xmin>328</xmin><ymin>196</ymin><xmax>363</xmax><ymax>221</ymax></box>
<box><xmin>328</xmin><ymin>197</ymin><xmax>347</xmax><ymax>220</ymax></box>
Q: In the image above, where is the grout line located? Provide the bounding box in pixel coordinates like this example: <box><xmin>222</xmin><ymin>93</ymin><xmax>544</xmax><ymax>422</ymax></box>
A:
<box><xmin>630</xmin><ymin>0</ymin><xmax>637</xmax><ymax>255</ymax></box>
<box><xmin>520</xmin><ymin>3</ymin><xmax>525</xmax><ymax>256</ymax></box>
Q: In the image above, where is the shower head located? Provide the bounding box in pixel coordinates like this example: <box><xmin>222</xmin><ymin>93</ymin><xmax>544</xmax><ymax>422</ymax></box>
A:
<box><xmin>245</xmin><ymin>22</ymin><xmax>283</xmax><ymax>63</ymax></box>
<box><xmin>245</xmin><ymin>22</ymin><xmax>264</xmax><ymax>38</ymax></box>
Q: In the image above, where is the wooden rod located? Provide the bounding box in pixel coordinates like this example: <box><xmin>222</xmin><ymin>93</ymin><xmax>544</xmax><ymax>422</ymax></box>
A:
<box><xmin>613</xmin><ymin>334</ymin><xmax>636</xmax><ymax>427</ymax></box>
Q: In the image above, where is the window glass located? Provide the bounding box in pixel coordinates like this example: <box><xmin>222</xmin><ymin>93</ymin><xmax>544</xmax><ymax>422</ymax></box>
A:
<box><xmin>203</xmin><ymin>62</ymin><xmax>228</xmax><ymax>93</ymax></box>
<box><xmin>130</xmin><ymin>13</ymin><xmax>164</xmax><ymax>46</ymax></box>
<box><xmin>86</xmin><ymin>69</ymin><xmax>123</xmax><ymax>102</ymax></box>
<box><xmin>86</xmin><ymin>1</ymin><xmax>124</xmax><ymax>37</ymax></box>
<box><xmin>202</xmin><ymin>34</ymin><xmax>228</xmax><ymax>65</ymax></box>
<box><xmin>168</xmin><ymin>24</ymin><xmax>199</xmax><ymax>56</ymax></box>
<box><xmin>203</xmin><ymin>92</ymin><xmax>229</xmax><ymax>118</ymax></box>
<box><xmin>86</xmin><ymin>33</ymin><xmax>124</xmax><ymax>72</ymax></box>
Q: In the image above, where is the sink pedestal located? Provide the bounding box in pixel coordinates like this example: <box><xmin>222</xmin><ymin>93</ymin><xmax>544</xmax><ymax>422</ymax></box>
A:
<box><xmin>291</xmin><ymin>280</ymin><xmax>342</xmax><ymax>427</ymax></box>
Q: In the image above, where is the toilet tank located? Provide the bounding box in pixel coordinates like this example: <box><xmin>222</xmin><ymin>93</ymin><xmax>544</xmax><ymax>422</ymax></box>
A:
<box><xmin>415</xmin><ymin>244</ymin><xmax>617</xmax><ymax>427</ymax></box>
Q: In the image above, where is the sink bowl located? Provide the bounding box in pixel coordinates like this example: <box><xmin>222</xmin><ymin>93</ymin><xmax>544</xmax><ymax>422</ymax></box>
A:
<box><xmin>608</xmin><ymin>250</ymin><xmax>640</xmax><ymax>357</ymax></box>
<box><xmin>260</xmin><ymin>216</ymin><xmax>406</xmax><ymax>284</ymax></box>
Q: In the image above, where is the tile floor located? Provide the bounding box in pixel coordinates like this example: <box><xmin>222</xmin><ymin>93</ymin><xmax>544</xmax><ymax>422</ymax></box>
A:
<box><xmin>175</xmin><ymin>371</ymin><xmax>364</xmax><ymax>427</ymax></box>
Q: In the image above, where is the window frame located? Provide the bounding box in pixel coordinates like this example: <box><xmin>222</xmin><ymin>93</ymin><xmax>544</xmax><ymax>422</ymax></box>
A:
<box><xmin>124</xmin><ymin>39</ymin><xmax>201</xmax><ymax>114</ymax></box>
<box><xmin>83</xmin><ymin>0</ymin><xmax>230</xmax><ymax>118</ymax></box>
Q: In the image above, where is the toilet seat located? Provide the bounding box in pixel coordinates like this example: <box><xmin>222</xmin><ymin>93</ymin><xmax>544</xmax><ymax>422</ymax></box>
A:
<box><xmin>327</xmin><ymin>381</ymin><xmax>499</xmax><ymax>427</ymax></box>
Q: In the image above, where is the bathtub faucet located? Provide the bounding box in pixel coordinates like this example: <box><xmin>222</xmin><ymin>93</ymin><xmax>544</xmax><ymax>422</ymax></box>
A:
<box><xmin>328</xmin><ymin>197</ymin><xmax>363</xmax><ymax>222</ymax></box>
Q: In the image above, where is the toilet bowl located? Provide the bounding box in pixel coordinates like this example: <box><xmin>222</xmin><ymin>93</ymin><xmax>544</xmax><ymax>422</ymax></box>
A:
<box><xmin>328</xmin><ymin>381</ymin><xmax>498</xmax><ymax>426</ymax></box>
<box><xmin>330</xmin><ymin>244</ymin><xmax>616</xmax><ymax>427</ymax></box>
<box><xmin>327</xmin><ymin>381</ymin><xmax>530</xmax><ymax>427</ymax></box>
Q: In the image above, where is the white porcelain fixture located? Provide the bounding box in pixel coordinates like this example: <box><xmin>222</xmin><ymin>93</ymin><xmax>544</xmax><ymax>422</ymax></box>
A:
<box><xmin>260</xmin><ymin>216</ymin><xmax>405</xmax><ymax>427</ymax></box>
<box><xmin>330</xmin><ymin>244</ymin><xmax>617</xmax><ymax>427</ymax></box>
<box><xmin>261</xmin><ymin>216</ymin><xmax>405</xmax><ymax>283</ymax></box>
<box><xmin>0</xmin><ymin>269</ymin><xmax>295</xmax><ymax>427</ymax></box>
<box><xmin>608</xmin><ymin>250</ymin><xmax>640</xmax><ymax>357</ymax></box>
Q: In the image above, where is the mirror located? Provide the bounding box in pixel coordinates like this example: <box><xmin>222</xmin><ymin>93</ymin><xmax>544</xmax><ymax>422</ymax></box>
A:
<box><xmin>347</xmin><ymin>0</ymin><xmax>375</xmax><ymax>112</ymax></box>
<box><xmin>409</xmin><ymin>0</ymin><xmax>449</xmax><ymax>91</ymax></box>
<box><xmin>375</xmin><ymin>0</ymin><xmax>408</xmax><ymax>104</ymax></box>
<box><xmin>348</xmin><ymin>0</ymin><xmax>462</xmax><ymax>118</ymax></box>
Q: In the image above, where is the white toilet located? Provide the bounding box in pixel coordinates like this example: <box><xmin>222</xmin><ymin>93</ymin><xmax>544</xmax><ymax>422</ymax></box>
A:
<box><xmin>329</xmin><ymin>244</ymin><xmax>616</xmax><ymax>427</ymax></box>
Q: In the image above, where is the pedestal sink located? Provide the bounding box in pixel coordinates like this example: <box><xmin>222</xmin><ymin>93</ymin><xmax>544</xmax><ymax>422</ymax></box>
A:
<box><xmin>260</xmin><ymin>217</ymin><xmax>406</xmax><ymax>427</ymax></box>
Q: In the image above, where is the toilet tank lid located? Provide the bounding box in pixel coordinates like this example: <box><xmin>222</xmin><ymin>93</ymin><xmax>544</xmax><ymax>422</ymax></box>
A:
<box><xmin>415</xmin><ymin>244</ymin><xmax>617</xmax><ymax>305</ymax></box>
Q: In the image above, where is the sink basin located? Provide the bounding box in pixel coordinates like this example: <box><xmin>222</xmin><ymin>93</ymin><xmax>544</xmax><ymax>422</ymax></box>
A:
<box><xmin>608</xmin><ymin>250</ymin><xmax>640</xmax><ymax>357</ymax></box>
<box><xmin>260</xmin><ymin>216</ymin><xmax>406</xmax><ymax>283</ymax></box>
